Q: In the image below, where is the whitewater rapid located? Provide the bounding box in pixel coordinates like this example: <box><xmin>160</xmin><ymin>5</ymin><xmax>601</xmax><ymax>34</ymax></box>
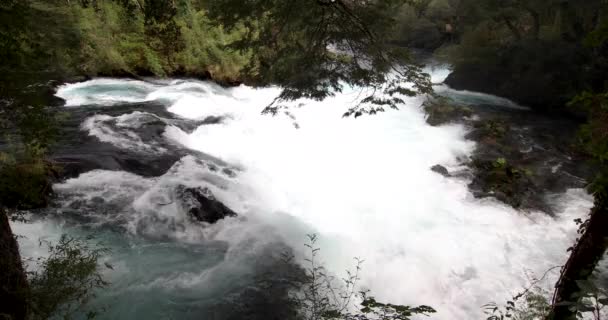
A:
<box><xmin>12</xmin><ymin>68</ymin><xmax>593</xmax><ymax>319</ymax></box>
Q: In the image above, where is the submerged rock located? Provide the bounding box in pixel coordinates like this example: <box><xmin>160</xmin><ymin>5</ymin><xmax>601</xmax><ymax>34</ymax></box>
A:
<box><xmin>431</xmin><ymin>164</ymin><xmax>450</xmax><ymax>177</ymax></box>
<box><xmin>175</xmin><ymin>185</ymin><xmax>237</xmax><ymax>224</ymax></box>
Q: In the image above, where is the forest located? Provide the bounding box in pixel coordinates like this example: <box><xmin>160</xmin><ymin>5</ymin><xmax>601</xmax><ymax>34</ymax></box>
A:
<box><xmin>1</xmin><ymin>0</ymin><xmax>608</xmax><ymax>319</ymax></box>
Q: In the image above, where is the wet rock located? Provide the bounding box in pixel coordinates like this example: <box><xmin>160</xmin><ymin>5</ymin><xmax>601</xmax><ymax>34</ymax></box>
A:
<box><xmin>423</xmin><ymin>97</ymin><xmax>473</xmax><ymax>126</ymax></box>
<box><xmin>466</xmin><ymin>119</ymin><xmax>510</xmax><ymax>141</ymax></box>
<box><xmin>91</xmin><ymin>196</ymin><xmax>105</xmax><ymax>205</ymax></box>
<box><xmin>52</xmin><ymin>153</ymin><xmax>182</xmax><ymax>178</ymax></box>
<box><xmin>69</xmin><ymin>200</ymin><xmax>84</xmax><ymax>210</ymax></box>
<box><xmin>175</xmin><ymin>185</ymin><xmax>237</xmax><ymax>224</ymax></box>
<box><xmin>468</xmin><ymin>158</ymin><xmax>551</xmax><ymax>214</ymax></box>
<box><xmin>222</xmin><ymin>168</ymin><xmax>237</xmax><ymax>178</ymax></box>
<box><xmin>431</xmin><ymin>164</ymin><xmax>450</xmax><ymax>177</ymax></box>
<box><xmin>201</xmin><ymin>116</ymin><xmax>224</xmax><ymax>125</ymax></box>
<box><xmin>425</xmin><ymin>96</ymin><xmax>593</xmax><ymax>215</ymax></box>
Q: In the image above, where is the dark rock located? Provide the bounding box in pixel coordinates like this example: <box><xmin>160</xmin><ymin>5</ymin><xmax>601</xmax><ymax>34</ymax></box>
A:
<box><xmin>61</xmin><ymin>75</ymin><xmax>92</xmax><ymax>84</ymax></box>
<box><xmin>91</xmin><ymin>196</ymin><xmax>105</xmax><ymax>204</ymax></box>
<box><xmin>69</xmin><ymin>200</ymin><xmax>84</xmax><ymax>210</ymax></box>
<box><xmin>175</xmin><ymin>185</ymin><xmax>237</xmax><ymax>224</ymax></box>
<box><xmin>468</xmin><ymin>157</ymin><xmax>552</xmax><ymax>214</ymax></box>
<box><xmin>431</xmin><ymin>164</ymin><xmax>450</xmax><ymax>177</ymax></box>
<box><xmin>50</xmin><ymin>104</ymin><xmax>197</xmax><ymax>179</ymax></box>
<box><xmin>52</xmin><ymin>153</ymin><xmax>182</xmax><ymax>178</ymax></box>
<box><xmin>222</xmin><ymin>168</ymin><xmax>237</xmax><ymax>178</ymax></box>
<box><xmin>423</xmin><ymin>97</ymin><xmax>473</xmax><ymax>126</ymax></box>
<box><xmin>429</xmin><ymin>97</ymin><xmax>592</xmax><ymax>214</ymax></box>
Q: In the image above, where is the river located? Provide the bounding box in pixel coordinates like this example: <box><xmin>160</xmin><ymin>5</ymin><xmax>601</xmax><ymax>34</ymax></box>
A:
<box><xmin>11</xmin><ymin>66</ymin><xmax>594</xmax><ymax>319</ymax></box>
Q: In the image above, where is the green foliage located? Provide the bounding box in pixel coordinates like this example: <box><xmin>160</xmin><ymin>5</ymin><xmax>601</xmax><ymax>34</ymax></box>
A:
<box><xmin>0</xmin><ymin>1</ymin><xmax>249</xmax><ymax>80</ymax></box>
<box><xmin>26</xmin><ymin>235</ymin><xmax>110</xmax><ymax>320</ymax></box>
<box><xmin>0</xmin><ymin>78</ymin><xmax>62</xmax><ymax>210</ymax></box>
<box><xmin>483</xmin><ymin>267</ymin><xmax>563</xmax><ymax>320</ymax></box>
<box><xmin>571</xmin><ymin>91</ymin><xmax>608</xmax><ymax>201</ymax></box>
<box><xmin>144</xmin><ymin>0</ymin><xmax>185</xmax><ymax>68</ymax></box>
<box><xmin>435</xmin><ymin>20</ymin><xmax>505</xmax><ymax>66</ymax></box>
<box><xmin>485</xmin><ymin>287</ymin><xmax>551</xmax><ymax>320</ymax></box>
<box><xmin>287</xmin><ymin>234</ymin><xmax>436</xmax><ymax>320</ymax></box>
<box><xmin>208</xmin><ymin>0</ymin><xmax>433</xmax><ymax>116</ymax></box>
<box><xmin>0</xmin><ymin>0</ymin><xmax>31</xmax><ymax>69</ymax></box>
<box><xmin>552</xmin><ymin>278</ymin><xmax>607</xmax><ymax>320</ymax></box>
<box><xmin>493</xmin><ymin>157</ymin><xmax>507</xmax><ymax>169</ymax></box>
<box><xmin>480</xmin><ymin>120</ymin><xmax>509</xmax><ymax>139</ymax></box>
<box><xmin>0</xmin><ymin>144</ymin><xmax>55</xmax><ymax>210</ymax></box>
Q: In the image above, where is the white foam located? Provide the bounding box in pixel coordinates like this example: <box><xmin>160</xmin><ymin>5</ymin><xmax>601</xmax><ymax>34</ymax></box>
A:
<box><xmin>159</xmin><ymin>78</ymin><xmax>590</xmax><ymax>318</ymax></box>
<box><xmin>56</xmin><ymin>78</ymin><xmax>159</xmax><ymax>106</ymax></box>
<box><xmin>49</xmin><ymin>73</ymin><xmax>594</xmax><ymax>319</ymax></box>
<box><xmin>81</xmin><ymin>112</ymin><xmax>169</xmax><ymax>153</ymax></box>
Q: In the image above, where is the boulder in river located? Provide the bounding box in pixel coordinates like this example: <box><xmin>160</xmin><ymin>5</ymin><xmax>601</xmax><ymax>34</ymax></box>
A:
<box><xmin>468</xmin><ymin>157</ymin><xmax>553</xmax><ymax>214</ymax></box>
<box><xmin>423</xmin><ymin>97</ymin><xmax>473</xmax><ymax>126</ymax></box>
<box><xmin>431</xmin><ymin>164</ymin><xmax>450</xmax><ymax>177</ymax></box>
<box><xmin>175</xmin><ymin>185</ymin><xmax>237</xmax><ymax>224</ymax></box>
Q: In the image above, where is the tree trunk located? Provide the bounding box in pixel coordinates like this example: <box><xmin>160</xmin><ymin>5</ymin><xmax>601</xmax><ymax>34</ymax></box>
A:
<box><xmin>550</xmin><ymin>200</ymin><xmax>608</xmax><ymax>320</ymax></box>
<box><xmin>0</xmin><ymin>210</ymin><xmax>29</xmax><ymax>320</ymax></box>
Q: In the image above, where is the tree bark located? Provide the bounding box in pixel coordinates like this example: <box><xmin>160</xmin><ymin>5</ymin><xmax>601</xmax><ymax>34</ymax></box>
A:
<box><xmin>0</xmin><ymin>210</ymin><xmax>29</xmax><ymax>320</ymax></box>
<box><xmin>550</xmin><ymin>200</ymin><xmax>608</xmax><ymax>320</ymax></box>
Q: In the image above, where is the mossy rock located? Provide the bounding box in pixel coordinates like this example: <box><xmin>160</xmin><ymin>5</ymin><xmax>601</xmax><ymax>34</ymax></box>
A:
<box><xmin>423</xmin><ymin>97</ymin><xmax>473</xmax><ymax>126</ymax></box>
<box><xmin>0</xmin><ymin>157</ymin><xmax>57</xmax><ymax>210</ymax></box>
<box><xmin>471</xmin><ymin>119</ymin><xmax>510</xmax><ymax>139</ymax></box>
<box><xmin>469</xmin><ymin>157</ymin><xmax>546</xmax><ymax>211</ymax></box>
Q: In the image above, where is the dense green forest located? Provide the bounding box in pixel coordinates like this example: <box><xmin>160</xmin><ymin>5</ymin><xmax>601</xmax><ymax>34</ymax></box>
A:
<box><xmin>1</xmin><ymin>0</ymin><xmax>608</xmax><ymax>319</ymax></box>
<box><xmin>392</xmin><ymin>0</ymin><xmax>608</xmax><ymax>113</ymax></box>
<box><xmin>0</xmin><ymin>0</ymin><xmax>249</xmax><ymax>82</ymax></box>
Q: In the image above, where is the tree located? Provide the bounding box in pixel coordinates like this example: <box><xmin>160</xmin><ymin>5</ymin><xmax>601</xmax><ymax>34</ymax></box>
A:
<box><xmin>549</xmin><ymin>19</ymin><xmax>608</xmax><ymax>319</ymax></box>
<box><xmin>207</xmin><ymin>0</ymin><xmax>433</xmax><ymax>116</ymax></box>
<box><xmin>0</xmin><ymin>208</ymin><xmax>29</xmax><ymax>320</ymax></box>
<box><xmin>274</xmin><ymin>234</ymin><xmax>436</xmax><ymax>320</ymax></box>
<box><xmin>144</xmin><ymin>0</ymin><xmax>186</xmax><ymax>69</ymax></box>
<box><xmin>550</xmin><ymin>92</ymin><xmax>608</xmax><ymax>320</ymax></box>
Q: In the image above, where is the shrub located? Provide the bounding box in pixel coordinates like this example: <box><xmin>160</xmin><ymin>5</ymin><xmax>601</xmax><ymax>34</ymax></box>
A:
<box><xmin>26</xmin><ymin>235</ymin><xmax>110</xmax><ymax>320</ymax></box>
<box><xmin>285</xmin><ymin>234</ymin><xmax>436</xmax><ymax>320</ymax></box>
<box><xmin>0</xmin><ymin>143</ymin><xmax>55</xmax><ymax>210</ymax></box>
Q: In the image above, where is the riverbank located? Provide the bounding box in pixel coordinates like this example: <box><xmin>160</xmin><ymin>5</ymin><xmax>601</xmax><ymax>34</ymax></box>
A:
<box><xmin>425</xmin><ymin>81</ymin><xmax>593</xmax><ymax>215</ymax></box>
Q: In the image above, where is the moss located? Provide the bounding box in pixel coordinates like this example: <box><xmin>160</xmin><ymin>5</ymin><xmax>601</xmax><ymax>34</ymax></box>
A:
<box><xmin>470</xmin><ymin>157</ymin><xmax>537</xmax><ymax>209</ymax></box>
<box><xmin>423</xmin><ymin>97</ymin><xmax>473</xmax><ymax>126</ymax></box>
<box><xmin>473</xmin><ymin>119</ymin><xmax>510</xmax><ymax>138</ymax></box>
<box><xmin>27</xmin><ymin>235</ymin><xmax>109</xmax><ymax>320</ymax></box>
<box><xmin>0</xmin><ymin>145</ymin><xmax>57</xmax><ymax>210</ymax></box>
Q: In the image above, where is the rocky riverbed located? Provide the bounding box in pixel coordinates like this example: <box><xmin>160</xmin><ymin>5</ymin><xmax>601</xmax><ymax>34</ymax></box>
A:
<box><xmin>426</xmin><ymin>84</ymin><xmax>594</xmax><ymax>214</ymax></box>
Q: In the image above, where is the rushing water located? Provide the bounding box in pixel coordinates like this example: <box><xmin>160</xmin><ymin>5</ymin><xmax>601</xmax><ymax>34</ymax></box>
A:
<box><xmin>12</xmin><ymin>67</ymin><xmax>594</xmax><ymax>319</ymax></box>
